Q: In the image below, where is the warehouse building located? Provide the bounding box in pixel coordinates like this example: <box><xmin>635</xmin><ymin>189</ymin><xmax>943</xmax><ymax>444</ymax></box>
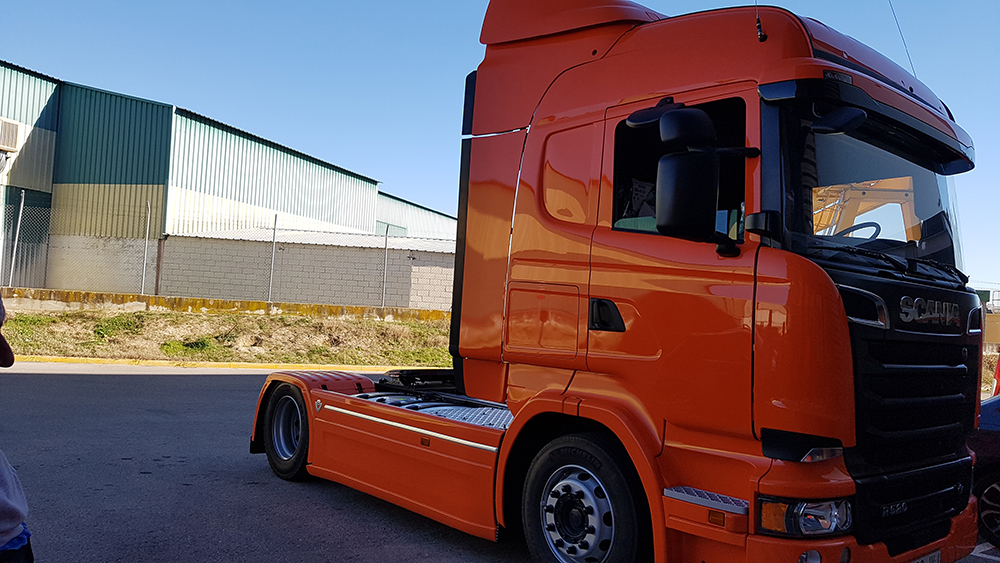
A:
<box><xmin>0</xmin><ymin>60</ymin><xmax>456</xmax><ymax>309</ymax></box>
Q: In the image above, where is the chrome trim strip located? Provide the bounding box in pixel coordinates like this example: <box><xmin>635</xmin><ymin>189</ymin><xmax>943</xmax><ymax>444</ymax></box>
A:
<box><xmin>969</xmin><ymin>306</ymin><xmax>983</xmax><ymax>335</ymax></box>
<box><xmin>322</xmin><ymin>405</ymin><xmax>498</xmax><ymax>452</ymax></box>
<box><xmin>837</xmin><ymin>284</ymin><xmax>889</xmax><ymax>329</ymax></box>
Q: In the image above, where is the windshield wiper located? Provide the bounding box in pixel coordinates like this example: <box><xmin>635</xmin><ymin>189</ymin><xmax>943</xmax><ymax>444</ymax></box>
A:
<box><xmin>907</xmin><ymin>257</ymin><xmax>969</xmax><ymax>284</ymax></box>
<box><xmin>808</xmin><ymin>240</ymin><xmax>969</xmax><ymax>285</ymax></box>
<box><xmin>806</xmin><ymin>240</ymin><xmax>909</xmax><ymax>273</ymax></box>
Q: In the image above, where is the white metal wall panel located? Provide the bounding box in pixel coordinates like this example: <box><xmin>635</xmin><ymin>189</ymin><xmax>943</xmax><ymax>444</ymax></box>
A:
<box><xmin>167</xmin><ymin>111</ymin><xmax>378</xmax><ymax>235</ymax></box>
<box><xmin>376</xmin><ymin>192</ymin><xmax>457</xmax><ymax>240</ymax></box>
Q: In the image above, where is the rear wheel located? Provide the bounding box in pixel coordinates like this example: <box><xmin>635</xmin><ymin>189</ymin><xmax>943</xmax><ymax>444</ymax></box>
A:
<box><xmin>263</xmin><ymin>384</ymin><xmax>310</xmax><ymax>480</ymax></box>
<box><xmin>976</xmin><ymin>469</ymin><xmax>1000</xmax><ymax>546</ymax></box>
<box><xmin>522</xmin><ymin>434</ymin><xmax>647</xmax><ymax>563</ymax></box>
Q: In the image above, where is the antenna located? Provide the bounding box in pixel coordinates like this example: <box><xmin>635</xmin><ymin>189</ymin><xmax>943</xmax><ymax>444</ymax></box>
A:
<box><xmin>887</xmin><ymin>0</ymin><xmax>917</xmax><ymax>77</ymax></box>
<box><xmin>755</xmin><ymin>0</ymin><xmax>767</xmax><ymax>42</ymax></box>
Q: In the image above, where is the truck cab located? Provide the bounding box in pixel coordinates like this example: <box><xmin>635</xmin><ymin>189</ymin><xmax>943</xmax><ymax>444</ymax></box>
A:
<box><xmin>252</xmin><ymin>2</ymin><xmax>982</xmax><ymax>562</ymax></box>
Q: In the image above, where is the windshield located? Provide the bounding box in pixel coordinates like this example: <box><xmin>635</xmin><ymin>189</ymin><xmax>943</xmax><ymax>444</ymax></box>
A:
<box><xmin>781</xmin><ymin>102</ymin><xmax>965</xmax><ymax>277</ymax></box>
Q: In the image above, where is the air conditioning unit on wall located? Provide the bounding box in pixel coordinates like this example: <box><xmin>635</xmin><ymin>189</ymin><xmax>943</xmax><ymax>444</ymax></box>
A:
<box><xmin>0</xmin><ymin>120</ymin><xmax>19</xmax><ymax>152</ymax></box>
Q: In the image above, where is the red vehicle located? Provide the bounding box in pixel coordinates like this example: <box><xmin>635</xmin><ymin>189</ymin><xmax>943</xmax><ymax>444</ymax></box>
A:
<box><xmin>971</xmin><ymin>395</ymin><xmax>1000</xmax><ymax>546</ymax></box>
<box><xmin>251</xmin><ymin>2</ymin><xmax>983</xmax><ymax>562</ymax></box>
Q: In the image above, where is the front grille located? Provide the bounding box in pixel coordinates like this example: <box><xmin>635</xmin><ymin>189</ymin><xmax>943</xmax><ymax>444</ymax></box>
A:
<box><xmin>845</xmin><ymin>322</ymin><xmax>977</xmax><ymax>553</ymax></box>
<box><xmin>850</xmin><ymin>338</ymin><xmax>976</xmax><ymax>474</ymax></box>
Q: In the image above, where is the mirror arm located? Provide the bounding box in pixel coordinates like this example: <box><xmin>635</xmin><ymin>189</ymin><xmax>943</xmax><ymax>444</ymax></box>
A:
<box><xmin>713</xmin><ymin>235</ymin><xmax>741</xmax><ymax>257</ymax></box>
<box><xmin>746</xmin><ymin>210</ymin><xmax>782</xmax><ymax>240</ymax></box>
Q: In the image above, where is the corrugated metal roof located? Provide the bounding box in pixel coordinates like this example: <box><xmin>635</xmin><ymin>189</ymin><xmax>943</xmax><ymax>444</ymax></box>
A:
<box><xmin>0</xmin><ymin>61</ymin><xmax>59</xmax><ymax>131</ymax></box>
<box><xmin>377</xmin><ymin>191</ymin><xmax>457</xmax><ymax>240</ymax></box>
<box><xmin>379</xmin><ymin>191</ymin><xmax>456</xmax><ymax>220</ymax></box>
<box><xmin>53</xmin><ymin>84</ymin><xmax>172</xmax><ymax>185</ymax></box>
<box><xmin>178</xmin><ymin>227</ymin><xmax>456</xmax><ymax>254</ymax></box>
<box><xmin>168</xmin><ymin>112</ymin><xmax>378</xmax><ymax>235</ymax></box>
<box><xmin>173</xmin><ymin>108</ymin><xmax>378</xmax><ymax>185</ymax></box>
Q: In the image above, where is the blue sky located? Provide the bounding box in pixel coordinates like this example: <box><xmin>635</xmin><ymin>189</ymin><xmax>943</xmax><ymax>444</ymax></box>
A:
<box><xmin>2</xmin><ymin>1</ymin><xmax>997</xmax><ymax>286</ymax></box>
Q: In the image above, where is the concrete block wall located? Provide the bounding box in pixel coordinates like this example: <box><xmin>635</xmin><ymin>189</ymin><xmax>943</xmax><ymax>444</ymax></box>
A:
<box><xmin>409</xmin><ymin>250</ymin><xmax>454</xmax><ymax>311</ymax></box>
<box><xmin>46</xmin><ymin>234</ymin><xmax>158</xmax><ymax>294</ymax></box>
<box><xmin>157</xmin><ymin>236</ymin><xmax>453</xmax><ymax>310</ymax></box>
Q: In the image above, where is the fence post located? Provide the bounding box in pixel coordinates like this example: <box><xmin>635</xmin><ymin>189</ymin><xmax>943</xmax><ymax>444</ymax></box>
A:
<box><xmin>382</xmin><ymin>224</ymin><xmax>390</xmax><ymax>308</ymax></box>
<box><xmin>7</xmin><ymin>189</ymin><xmax>24</xmax><ymax>287</ymax></box>
<box><xmin>141</xmin><ymin>200</ymin><xmax>151</xmax><ymax>294</ymax></box>
<box><xmin>268</xmin><ymin>213</ymin><xmax>278</xmax><ymax>303</ymax></box>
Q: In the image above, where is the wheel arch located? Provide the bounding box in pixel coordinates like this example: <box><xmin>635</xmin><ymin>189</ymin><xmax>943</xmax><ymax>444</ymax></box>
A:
<box><xmin>497</xmin><ymin>396</ymin><xmax>664</xmax><ymax>561</ymax></box>
<box><xmin>250</xmin><ymin>374</ymin><xmax>312</xmax><ymax>454</ymax></box>
<box><xmin>250</xmin><ymin>370</ymin><xmax>376</xmax><ymax>455</ymax></box>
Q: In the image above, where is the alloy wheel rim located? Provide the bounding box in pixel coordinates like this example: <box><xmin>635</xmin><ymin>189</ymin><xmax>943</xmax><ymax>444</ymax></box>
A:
<box><xmin>272</xmin><ymin>395</ymin><xmax>301</xmax><ymax>460</ymax></box>
<box><xmin>981</xmin><ymin>481</ymin><xmax>1000</xmax><ymax>538</ymax></box>
<box><xmin>539</xmin><ymin>464</ymin><xmax>615</xmax><ymax>563</ymax></box>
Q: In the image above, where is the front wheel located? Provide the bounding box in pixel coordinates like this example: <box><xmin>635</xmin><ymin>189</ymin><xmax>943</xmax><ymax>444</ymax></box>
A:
<box><xmin>263</xmin><ymin>384</ymin><xmax>310</xmax><ymax>480</ymax></box>
<box><xmin>522</xmin><ymin>434</ymin><xmax>648</xmax><ymax>563</ymax></box>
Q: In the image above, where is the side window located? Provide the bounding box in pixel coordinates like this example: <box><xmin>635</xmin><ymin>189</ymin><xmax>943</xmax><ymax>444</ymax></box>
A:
<box><xmin>612</xmin><ymin>97</ymin><xmax>747</xmax><ymax>240</ymax></box>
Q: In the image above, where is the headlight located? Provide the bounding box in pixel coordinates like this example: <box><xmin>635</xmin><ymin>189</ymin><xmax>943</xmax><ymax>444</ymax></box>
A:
<box><xmin>759</xmin><ymin>496</ymin><xmax>852</xmax><ymax>536</ymax></box>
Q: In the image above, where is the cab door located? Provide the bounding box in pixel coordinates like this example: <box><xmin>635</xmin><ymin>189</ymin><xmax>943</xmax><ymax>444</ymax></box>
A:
<box><xmin>586</xmin><ymin>87</ymin><xmax>761</xmax><ymax>439</ymax></box>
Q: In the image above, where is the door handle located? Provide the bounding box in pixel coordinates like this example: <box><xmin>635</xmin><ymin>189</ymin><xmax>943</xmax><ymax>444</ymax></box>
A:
<box><xmin>589</xmin><ymin>298</ymin><xmax>626</xmax><ymax>332</ymax></box>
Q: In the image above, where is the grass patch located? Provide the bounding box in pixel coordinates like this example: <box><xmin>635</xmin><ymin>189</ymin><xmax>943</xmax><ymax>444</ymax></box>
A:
<box><xmin>94</xmin><ymin>313</ymin><xmax>145</xmax><ymax>340</ymax></box>
<box><xmin>7</xmin><ymin>314</ymin><xmax>58</xmax><ymax>328</ymax></box>
<box><xmin>160</xmin><ymin>336</ymin><xmax>234</xmax><ymax>361</ymax></box>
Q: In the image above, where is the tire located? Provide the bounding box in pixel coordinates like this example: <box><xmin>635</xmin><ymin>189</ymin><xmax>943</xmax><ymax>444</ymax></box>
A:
<box><xmin>263</xmin><ymin>384</ymin><xmax>310</xmax><ymax>480</ymax></box>
<box><xmin>522</xmin><ymin>433</ymin><xmax>649</xmax><ymax>563</ymax></box>
<box><xmin>976</xmin><ymin>469</ymin><xmax>1000</xmax><ymax>546</ymax></box>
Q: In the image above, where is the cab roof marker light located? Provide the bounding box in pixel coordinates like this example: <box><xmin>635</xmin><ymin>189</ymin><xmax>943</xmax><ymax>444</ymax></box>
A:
<box><xmin>824</xmin><ymin>69</ymin><xmax>853</xmax><ymax>85</ymax></box>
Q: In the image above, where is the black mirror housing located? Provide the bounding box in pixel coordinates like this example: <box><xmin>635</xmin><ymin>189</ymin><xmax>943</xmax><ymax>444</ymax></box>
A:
<box><xmin>660</xmin><ymin>108</ymin><xmax>717</xmax><ymax>147</ymax></box>
<box><xmin>655</xmin><ymin>152</ymin><xmax>720</xmax><ymax>242</ymax></box>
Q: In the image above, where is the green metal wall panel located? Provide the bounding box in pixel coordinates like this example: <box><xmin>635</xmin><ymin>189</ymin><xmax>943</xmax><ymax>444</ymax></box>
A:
<box><xmin>54</xmin><ymin>84</ymin><xmax>171</xmax><ymax>185</ymax></box>
<box><xmin>167</xmin><ymin>110</ymin><xmax>379</xmax><ymax>235</ymax></box>
<box><xmin>50</xmin><ymin>183</ymin><xmax>164</xmax><ymax>238</ymax></box>
<box><xmin>5</xmin><ymin>127</ymin><xmax>57</xmax><ymax>193</ymax></box>
<box><xmin>0</xmin><ymin>61</ymin><xmax>58</xmax><ymax>131</ymax></box>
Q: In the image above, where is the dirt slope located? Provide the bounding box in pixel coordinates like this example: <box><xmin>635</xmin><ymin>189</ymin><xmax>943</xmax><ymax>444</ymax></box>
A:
<box><xmin>3</xmin><ymin>310</ymin><xmax>451</xmax><ymax>367</ymax></box>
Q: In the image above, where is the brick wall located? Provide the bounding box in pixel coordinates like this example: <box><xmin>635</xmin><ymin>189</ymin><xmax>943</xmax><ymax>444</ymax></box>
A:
<box><xmin>157</xmin><ymin>236</ymin><xmax>453</xmax><ymax>310</ymax></box>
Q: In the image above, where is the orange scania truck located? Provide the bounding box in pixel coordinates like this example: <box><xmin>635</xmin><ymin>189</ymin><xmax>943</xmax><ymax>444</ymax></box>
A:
<box><xmin>250</xmin><ymin>1</ymin><xmax>984</xmax><ymax>562</ymax></box>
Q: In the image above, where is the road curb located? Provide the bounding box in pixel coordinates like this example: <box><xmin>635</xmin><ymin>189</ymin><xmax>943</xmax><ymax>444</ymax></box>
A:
<box><xmin>15</xmin><ymin>355</ymin><xmax>423</xmax><ymax>372</ymax></box>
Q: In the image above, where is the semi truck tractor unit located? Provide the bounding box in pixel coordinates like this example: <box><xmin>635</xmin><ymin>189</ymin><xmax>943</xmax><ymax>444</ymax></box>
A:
<box><xmin>251</xmin><ymin>1</ymin><xmax>983</xmax><ymax>562</ymax></box>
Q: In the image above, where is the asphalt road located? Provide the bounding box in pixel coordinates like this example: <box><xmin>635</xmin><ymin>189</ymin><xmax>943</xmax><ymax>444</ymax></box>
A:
<box><xmin>0</xmin><ymin>363</ymin><xmax>527</xmax><ymax>562</ymax></box>
<box><xmin>0</xmin><ymin>362</ymin><xmax>995</xmax><ymax>563</ymax></box>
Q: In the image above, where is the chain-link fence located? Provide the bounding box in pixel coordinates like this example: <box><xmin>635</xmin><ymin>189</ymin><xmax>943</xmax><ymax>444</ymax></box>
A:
<box><xmin>0</xmin><ymin>188</ymin><xmax>456</xmax><ymax>311</ymax></box>
<box><xmin>2</xmin><ymin>188</ymin><xmax>154</xmax><ymax>295</ymax></box>
<box><xmin>2</xmin><ymin>187</ymin><xmax>53</xmax><ymax>289</ymax></box>
<box><xmin>157</xmin><ymin>226</ymin><xmax>455</xmax><ymax>310</ymax></box>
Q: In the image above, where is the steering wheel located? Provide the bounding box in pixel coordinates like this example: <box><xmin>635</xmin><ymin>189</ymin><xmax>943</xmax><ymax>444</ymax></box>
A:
<box><xmin>832</xmin><ymin>222</ymin><xmax>881</xmax><ymax>240</ymax></box>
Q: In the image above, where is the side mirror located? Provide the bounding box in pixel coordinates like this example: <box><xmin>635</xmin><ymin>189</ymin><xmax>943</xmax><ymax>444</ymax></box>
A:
<box><xmin>811</xmin><ymin>107</ymin><xmax>867</xmax><ymax>135</ymax></box>
<box><xmin>655</xmin><ymin>108</ymin><xmax>720</xmax><ymax>242</ymax></box>
<box><xmin>655</xmin><ymin>151</ymin><xmax>720</xmax><ymax>242</ymax></box>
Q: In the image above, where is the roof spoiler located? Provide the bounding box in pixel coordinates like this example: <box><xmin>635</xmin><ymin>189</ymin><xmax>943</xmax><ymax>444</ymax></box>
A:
<box><xmin>480</xmin><ymin>0</ymin><xmax>664</xmax><ymax>45</ymax></box>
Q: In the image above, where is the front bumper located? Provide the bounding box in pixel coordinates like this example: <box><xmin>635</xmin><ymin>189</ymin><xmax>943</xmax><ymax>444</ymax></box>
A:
<box><xmin>744</xmin><ymin>497</ymin><xmax>978</xmax><ymax>563</ymax></box>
